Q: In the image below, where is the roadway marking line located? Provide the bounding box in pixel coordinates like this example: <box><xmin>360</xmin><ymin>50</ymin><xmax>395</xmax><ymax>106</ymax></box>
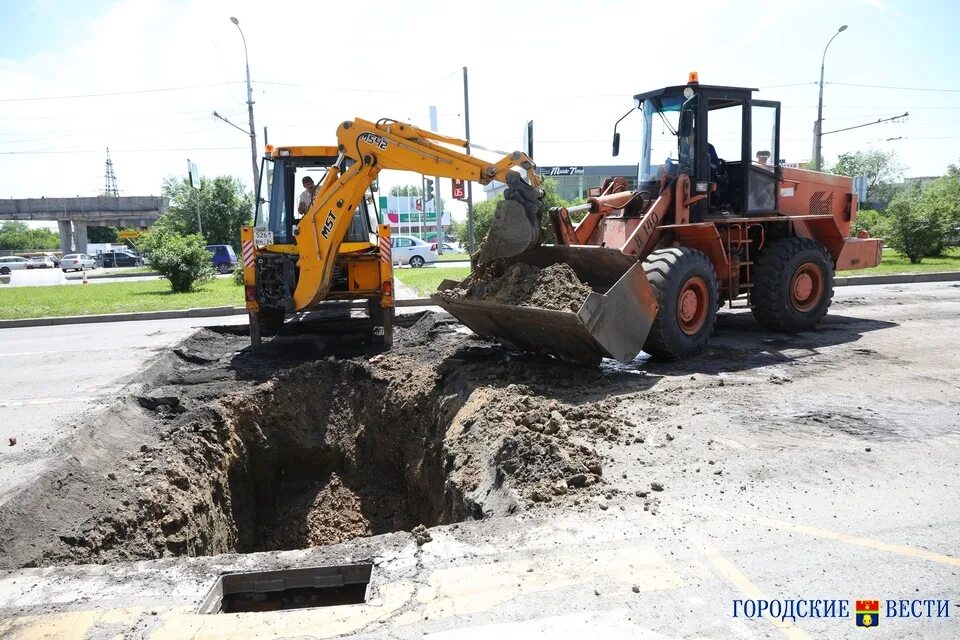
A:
<box><xmin>685</xmin><ymin>529</ymin><xmax>813</xmax><ymax>640</ymax></box>
<box><xmin>750</xmin><ymin>516</ymin><xmax>960</xmax><ymax>568</ymax></box>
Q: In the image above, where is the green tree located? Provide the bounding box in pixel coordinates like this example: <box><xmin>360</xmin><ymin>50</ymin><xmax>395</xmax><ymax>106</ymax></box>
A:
<box><xmin>137</xmin><ymin>229</ymin><xmax>215</xmax><ymax>293</ymax></box>
<box><xmin>884</xmin><ymin>187</ymin><xmax>949</xmax><ymax>263</ymax></box>
<box><xmin>0</xmin><ymin>221</ymin><xmax>60</xmax><ymax>251</ymax></box>
<box><xmin>158</xmin><ymin>175</ymin><xmax>252</xmax><ymax>251</ymax></box>
<box><xmin>851</xmin><ymin>209</ymin><xmax>891</xmax><ymax>240</ymax></box>
<box><xmin>87</xmin><ymin>226</ymin><xmax>118</xmax><ymax>243</ymax></box>
<box><xmin>389</xmin><ymin>185</ymin><xmax>421</xmax><ymax>196</ymax></box>
<box><xmin>830</xmin><ymin>150</ymin><xmax>905</xmax><ymax>208</ymax></box>
<box><xmin>919</xmin><ymin>168</ymin><xmax>960</xmax><ymax>253</ymax></box>
<box><xmin>451</xmin><ymin>178</ymin><xmax>575</xmax><ymax>248</ymax></box>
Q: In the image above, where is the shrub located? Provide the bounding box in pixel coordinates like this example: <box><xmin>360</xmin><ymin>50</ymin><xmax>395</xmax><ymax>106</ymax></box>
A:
<box><xmin>138</xmin><ymin>230</ymin><xmax>215</xmax><ymax>292</ymax></box>
<box><xmin>884</xmin><ymin>193</ymin><xmax>948</xmax><ymax>264</ymax></box>
<box><xmin>851</xmin><ymin>208</ymin><xmax>891</xmax><ymax>239</ymax></box>
<box><xmin>233</xmin><ymin>265</ymin><xmax>245</xmax><ymax>285</ymax></box>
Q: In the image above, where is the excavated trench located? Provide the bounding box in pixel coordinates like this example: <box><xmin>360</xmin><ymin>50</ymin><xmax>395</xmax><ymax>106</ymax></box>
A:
<box><xmin>0</xmin><ymin>314</ymin><xmax>621</xmax><ymax>570</ymax></box>
<box><xmin>174</xmin><ymin>359</ymin><xmax>476</xmax><ymax>556</ymax></box>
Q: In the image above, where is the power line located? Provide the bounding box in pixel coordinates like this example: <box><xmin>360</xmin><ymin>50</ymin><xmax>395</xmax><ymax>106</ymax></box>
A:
<box><xmin>758</xmin><ymin>81</ymin><xmax>818</xmax><ymax>89</ymax></box>
<box><xmin>821</xmin><ymin>112</ymin><xmax>909</xmax><ymax>136</ymax></box>
<box><xmin>0</xmin><ymin>146</ymin><xmax>246</xmax><ymax>156</ymax></box>
<box><xmin>827</xmin><ymin>81</ymin><xmax>960</xmax><ymax>93</ymax></box>
<box><xmin>0</xmin><ymin>82</ymin><xmax>244</xmax><ymax>103</ymax></box>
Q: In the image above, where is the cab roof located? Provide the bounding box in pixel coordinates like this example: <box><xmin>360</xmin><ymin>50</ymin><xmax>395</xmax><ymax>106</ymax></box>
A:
<box><xmin>268</xmin><ymin>145</ymin><xmax>339</xmax><ymax>159</ymax></box>
<box><xmin>632</xmin><ymin>84</ymin><xmax>758</xmax><ymax>104</ymax></box>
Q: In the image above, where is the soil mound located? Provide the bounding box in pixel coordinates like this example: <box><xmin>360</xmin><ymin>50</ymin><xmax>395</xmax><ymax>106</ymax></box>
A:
<box><xmin>439</xmin><ymin>262</ymin><xmax>591</xmax><ymax>312</ymax></box>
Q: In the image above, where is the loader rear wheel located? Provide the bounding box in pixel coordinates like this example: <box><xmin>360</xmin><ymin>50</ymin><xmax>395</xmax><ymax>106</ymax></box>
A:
<box><xmin>642</xmin><ymin>247</ymin><xmax>719</xmax><ymax>359</ymax></box>
<box><xmin>751</xmin><ymin>237</ymin><xmax>834</xmax><ymax>332</ymax></box>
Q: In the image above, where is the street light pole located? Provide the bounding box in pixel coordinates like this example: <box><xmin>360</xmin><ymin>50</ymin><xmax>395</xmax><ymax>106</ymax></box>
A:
<box><xmin>815</xmin><ymin>24</ymin><xmax>848</xmax><ymax>172</ymax></box>
<box><xmin>230</xmin><ymin>16</ymin><xmax>259</xmax><ymax>191</ymax></box>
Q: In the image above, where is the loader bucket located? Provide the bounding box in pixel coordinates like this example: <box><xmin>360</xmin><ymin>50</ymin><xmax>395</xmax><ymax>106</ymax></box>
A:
<box><xmin>432</xmin><ymin>245</ymin><xmax>659</xmax><ymax>365</ymax></box>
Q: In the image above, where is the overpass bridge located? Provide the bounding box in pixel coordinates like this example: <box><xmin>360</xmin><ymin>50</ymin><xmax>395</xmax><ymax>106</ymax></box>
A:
<box><xmin>0</xmin><ymin>196</ymin><xmax>169</xmax><ymax>254</ymax></box>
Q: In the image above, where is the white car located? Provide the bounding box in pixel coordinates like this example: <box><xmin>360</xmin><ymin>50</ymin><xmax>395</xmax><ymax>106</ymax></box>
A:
<box><xmin>27</xmin><ymin>256</ymin><xmax>57</xmax><ymax>269</ymax></box>
<box><xmin>0</xmin><ymin>256</ymin><xmax>30</xmax><ymax>275</ymax></box>
<box><xmin>392</xmin><ymin>235</ymin><xmax>438</xmax><ymax>268</ymax></box>
<box><xmin>60</xmin><ymin>253</ymin><xmax>96</xmax><ymax>272</ymax></box>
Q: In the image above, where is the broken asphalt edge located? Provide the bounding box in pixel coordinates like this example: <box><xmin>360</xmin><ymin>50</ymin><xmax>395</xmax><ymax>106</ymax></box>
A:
<box><xmin>1</xmin><ymin>271</ymin><xmax>958</xmax><ymax>330</ymax></box>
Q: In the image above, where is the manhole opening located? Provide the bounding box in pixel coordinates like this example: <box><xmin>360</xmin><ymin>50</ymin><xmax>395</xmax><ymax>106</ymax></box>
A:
<box><xmin>199</xmin><ymin>563</ymin><xmax>372</xmax><ymax>614</ymax></box>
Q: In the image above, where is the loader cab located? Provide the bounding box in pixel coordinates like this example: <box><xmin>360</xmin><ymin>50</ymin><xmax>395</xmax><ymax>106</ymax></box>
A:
<box><xmin>625</xmin><ymin>80</ymin><xmax>781</xmax><ymax>220</ymax></box>
<box><xmin>254</xmin><ymin>145</ymin><xmax>378</xmax><ymax>247</ymax></box>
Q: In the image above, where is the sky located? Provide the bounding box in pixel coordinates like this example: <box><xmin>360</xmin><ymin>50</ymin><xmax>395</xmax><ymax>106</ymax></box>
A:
<box><xmin>2</xmin><ymin>0</ymin><xmax>959</xmax><ymax>226</ymax></box>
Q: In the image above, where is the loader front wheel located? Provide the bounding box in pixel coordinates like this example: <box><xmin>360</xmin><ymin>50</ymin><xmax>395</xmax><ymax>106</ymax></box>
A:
<box><xmin>642</xmin><ymin>247</ymin><xmax>719</xmax><ymax>359</ymax></box>
<box><xmin>751</xmin><ymin>237</ymin><xmax>834</xmax><ymax>332</ymax></box>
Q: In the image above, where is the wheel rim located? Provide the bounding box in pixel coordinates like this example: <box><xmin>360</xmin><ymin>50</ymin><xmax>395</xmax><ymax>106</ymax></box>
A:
<box><xmin>676</xmin><ymin>276</ymin><xmax>709</xmax><ymax>335</ymax></box>
<box><xmin>790</xmin><ymin>263</ymin><xmax>824</xmax><ymax>312</ymax></box>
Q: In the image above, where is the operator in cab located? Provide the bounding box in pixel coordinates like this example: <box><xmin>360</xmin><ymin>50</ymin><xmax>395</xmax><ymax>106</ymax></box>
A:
<box><xmin>298</xmin><ymin>176</ymin><xmax>318</xmax><ymax>216</ymax></box>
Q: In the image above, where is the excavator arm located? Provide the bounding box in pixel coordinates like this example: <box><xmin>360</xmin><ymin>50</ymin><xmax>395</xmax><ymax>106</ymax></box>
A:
<box><xmin>293</xmin><ymin>118</ymin><xmax>542</xmax><ymax>311</ymax></box>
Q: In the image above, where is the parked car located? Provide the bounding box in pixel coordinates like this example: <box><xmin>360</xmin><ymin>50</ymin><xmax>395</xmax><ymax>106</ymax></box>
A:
<box><xmin>0</xmin><ymin>256</ymin><xmax>30</xmax><ymax>275</ymax></box>
<box><xmin>98</xmin><ymin>251</ymin><xmax>143</xmax><ymax>268</ymax></box>
<box><xmin>392</xmin><ymin>235</ymin><xmax>438</xmax><ymax>268</ymax></box>
<box><xmin>205</xmin><ymin>245</ymin><xmax>239</xmax><ymax>274</ymax></box>
<box><xmin>60</xmin><ymin>254</ymin><xmax>96</xmax><ymax>272</ymax></box>
<box><xmin>27</xmin><ymin>256</ymin><xmax>57</xmax><ymax>269</ymax></box>
<box><xmin>436</xmin><ymin>243</ymin><xmax>465</xmax><ymax>254</ymax></box>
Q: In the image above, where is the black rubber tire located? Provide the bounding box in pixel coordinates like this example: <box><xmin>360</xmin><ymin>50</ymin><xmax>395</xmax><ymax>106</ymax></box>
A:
<box><xmin>409</xmin><ymin>255</ymin><xmax>425</xmax><ymax>268</ymax></box>
<box><xmin>258</xmin><ymin>306</ymin><xmax>286</xmax><ymax>336</ymax></box>
<box><xmin>217</xmin><ymin>263</ymin><xmax>232</xmax><ymax>274</ymax></box>
<box><xmin>0</xmin><ymin>267</ymin><xmax>9</xmax><ymax>275</ymax></box>
<box><xmin>751</xmin><ymin>237</ymin><xmax>834</xmax><ymax>332</ymax></box>
<box><xmin>642</xmin><ymin>247</ymin><xmax>719</xmax><ymax>359</ymax></box>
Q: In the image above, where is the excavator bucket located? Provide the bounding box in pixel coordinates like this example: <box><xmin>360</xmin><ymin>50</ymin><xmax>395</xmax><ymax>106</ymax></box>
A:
<box><xmin>474</xmin><ymin>200</ymin><xmax>542</xmax><ymax>265</ymax></box>
<box><xmin>432</xmin><ymin>246</ymin><xmax>659</xmax><ymax>365</ymax></box>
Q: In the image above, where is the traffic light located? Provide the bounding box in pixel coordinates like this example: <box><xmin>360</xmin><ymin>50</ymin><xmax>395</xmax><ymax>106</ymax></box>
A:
<box><xmin>452</xmin><ymin>178</ymin><xmax>466</xmax><ymax>201</ymax></box>
<box><xmin>425</xmin><ymin>179</ymin><xmax>435</xmax><ymax>202</ymax></box>
<box><xmin>415</xmin><ymin>198</ymin><xmax>423</xmax><ymax>211</ymax></box>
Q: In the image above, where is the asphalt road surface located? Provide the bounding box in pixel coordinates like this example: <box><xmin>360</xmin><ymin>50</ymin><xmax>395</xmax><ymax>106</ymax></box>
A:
<box><xmin>0</xmin><ymin>315</ymin><xmax>245</xmax><ymax>505</ymax></box>
<box><xmin>0</xmin><ymin>281</ymin><xmax>958</xmax><ymax>639</ymax></box>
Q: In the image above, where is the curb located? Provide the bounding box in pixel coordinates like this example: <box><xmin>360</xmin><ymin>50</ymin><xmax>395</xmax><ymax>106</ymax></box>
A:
<box><xmin>834</xmin><ymin>271</ymin><xmax>960</xmax><ymax>287</ymax></box>
<box><xmin>2</xmin><ymin>272</ymin><xmax>958</xmax><ymax>330</ymax></box>
<box><xmin>64</xmin><ymin>271</ymin><xmax>161</xmax><ymax>281</ymax></box>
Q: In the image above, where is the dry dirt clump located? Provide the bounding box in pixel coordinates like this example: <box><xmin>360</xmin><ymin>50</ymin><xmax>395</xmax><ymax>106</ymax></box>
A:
<box><xmin>439</xmin><ymin>262</ymin><xmax>592</xmax><ymax>312</ymax></box>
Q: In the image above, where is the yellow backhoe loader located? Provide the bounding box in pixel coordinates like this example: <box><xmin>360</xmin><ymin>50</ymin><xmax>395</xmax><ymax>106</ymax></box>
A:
<box><xmin>239</xmin><ymin>120</ymin><xmax>545</xmax><ymax>349</ymax></box>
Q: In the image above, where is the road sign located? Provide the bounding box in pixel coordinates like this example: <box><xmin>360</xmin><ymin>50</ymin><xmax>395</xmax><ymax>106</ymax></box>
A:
<box><xmin>415</xmin><ymin>198</ymin><xmax>423</xmax><ymax>211</ymax></box>
<box><xmin>452</xmin><ymin>178</ymin><xmax>466</xmax><ymax>201</ymax></box>
<box><xmin>118</xmin><ymin>230</ymin><xmax>141</xmax><ymax>240</ymax></box>
<box><xmin>187</xmin><ymin>159</ymin><xmax>200</xmax><ymax>189</ymax></box>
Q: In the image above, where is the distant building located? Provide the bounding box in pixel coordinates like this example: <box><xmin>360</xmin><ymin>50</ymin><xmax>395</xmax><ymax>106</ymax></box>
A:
<box><xmin>377</xmin><ymin>195</ymin><xmax>450</xmax><ymax>240</ymax></box>
<box><xmin>484</xmin><ymin>165</ymin><xmax>638</xmax><ymax>201</ymax></box>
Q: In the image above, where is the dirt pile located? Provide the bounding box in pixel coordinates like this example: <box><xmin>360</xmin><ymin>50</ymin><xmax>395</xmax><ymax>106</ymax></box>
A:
<box><xmin>0</xmin><ymin>313</ymin><xmax>633</xmax><ymax>570</ymax></box>
<box><xmin>438</xmin><ymin>262</ymin><xmax>592</xmax><ymax>312</ymax></box>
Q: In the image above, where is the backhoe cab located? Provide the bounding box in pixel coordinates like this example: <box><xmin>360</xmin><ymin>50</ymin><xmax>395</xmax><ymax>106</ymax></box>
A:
<box><xmin>240</xmin><ymin>145</ymin><xmax>394</xmax><ymax>350</ymax></box>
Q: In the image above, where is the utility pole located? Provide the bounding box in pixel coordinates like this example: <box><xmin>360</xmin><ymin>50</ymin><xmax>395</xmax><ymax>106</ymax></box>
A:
<box><xmin>187</xmin><ymin>159</ymin><xmax>203</xmax><ymax>236</ymax></box>
<box><xmin>815</xmin><ymin>24</ymin><xmax>848</xmax><ymax>171</ymax></box>
<box><xmin>462</xmin><ymin>67</ymin><xmax>474</xmax><ymax>254</ymax></box>
<box><xmin>429</xmin><ymin>105</ymin><xmax>443</xmax><ymax>254</ymax></box>
<box><xmin>230</xmin><ymin>17</ymin><xmax>259</xmax><ymax>192</ymax></box>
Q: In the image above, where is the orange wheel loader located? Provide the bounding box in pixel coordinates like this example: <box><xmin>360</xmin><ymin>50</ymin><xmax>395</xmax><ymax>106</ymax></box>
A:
<box><xmin>432</xmin><ymin>74</ymin><xmax>882</xmax><ymax>364</ymax></box>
